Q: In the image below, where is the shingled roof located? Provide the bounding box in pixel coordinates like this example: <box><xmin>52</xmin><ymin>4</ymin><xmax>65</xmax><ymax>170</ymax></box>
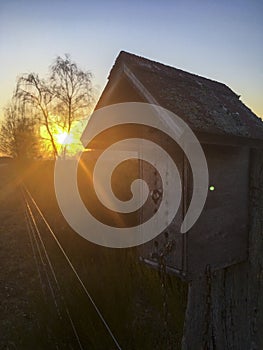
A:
<box><xmin>94</xmin><ymin>51</ymin><xmax>263</xmax><ymax>141</ymax></box>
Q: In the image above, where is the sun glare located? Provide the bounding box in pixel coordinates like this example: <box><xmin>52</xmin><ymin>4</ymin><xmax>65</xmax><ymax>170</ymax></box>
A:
<box><xmin>56</xmin><ymin>131</ymin><xmax>72</xmax><ymax>145</ymax></box>
<box><xmin>40</xmin><ymin>122</ymin><xmax>85</xmax><ymax>158</ymax></box>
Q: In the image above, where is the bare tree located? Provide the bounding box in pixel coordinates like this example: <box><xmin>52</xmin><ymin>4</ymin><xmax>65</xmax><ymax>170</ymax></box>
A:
<box><xmin>0</xmin><ymin>100</ymin><xmax>39</xmax><ymax>159</ymax></box>
<box><xmin>16</xmin><ymin>73</ymin><xmax>59</xmax><ymax>158</ymax></box>
<box><xmin>16</xmin><ymin>55</ymin><xmax>94</xmax><ymax>158</ymax></box>
<box><xmin>50</xmin><ymin>54</ymin><xmax>93</xmax><ymax>132</ymax></box>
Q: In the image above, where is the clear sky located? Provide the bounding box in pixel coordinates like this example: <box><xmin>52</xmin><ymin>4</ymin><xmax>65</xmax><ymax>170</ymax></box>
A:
<box><xmin>0</xmin><ymin>0</ymin><xmax>262</xmax><ymax>119</ymax></box>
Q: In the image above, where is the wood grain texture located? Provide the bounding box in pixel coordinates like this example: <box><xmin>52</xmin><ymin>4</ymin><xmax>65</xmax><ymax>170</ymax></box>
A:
<box><xmin>182</xmin><ymin>149</ymin><xmax>263</xmax><ymax>349</ymax></box>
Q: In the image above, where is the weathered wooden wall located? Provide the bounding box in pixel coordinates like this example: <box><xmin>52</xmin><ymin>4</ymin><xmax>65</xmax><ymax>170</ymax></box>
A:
<box><xmin>182</xmin><ymin>149</ymin><xmax>263</xmax><ymax>349</ymax></box>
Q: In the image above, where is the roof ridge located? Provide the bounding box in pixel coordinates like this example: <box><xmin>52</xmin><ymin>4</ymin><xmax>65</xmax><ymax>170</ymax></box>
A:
<box><xmin>100</xmin><ymin>51</ymin><xmax>263</xmax><ymax>141</ymax></box>
<box><xmin>114</xmin><ymin>51</ymin><xmax>237</xmax><ymax>96</ymax></box>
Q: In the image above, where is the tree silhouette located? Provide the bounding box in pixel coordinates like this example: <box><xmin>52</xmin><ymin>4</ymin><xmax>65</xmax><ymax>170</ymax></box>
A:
<box><xmin>0</xmin><ymin>100</ymin><xmax>39</xmax><ymax>159</ymax></box>
<box><xmin>16</xmin><ymin>54</ymin><xmax>94</xmax><ymax>158</ymax></box>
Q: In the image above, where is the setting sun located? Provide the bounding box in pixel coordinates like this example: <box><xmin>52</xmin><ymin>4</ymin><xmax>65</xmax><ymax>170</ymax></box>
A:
<box><xmin>55</xmin><ymin>131</ymin><xmax>73</xmax><ymax>145</ymax></box>
<box><xmin>39</xmin><ymin>121</ymin><xmax>85</xmax><ymax>158</ymax></box>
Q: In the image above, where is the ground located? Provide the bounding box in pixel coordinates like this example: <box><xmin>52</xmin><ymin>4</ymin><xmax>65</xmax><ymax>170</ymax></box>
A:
<box><xmin>0</xmin><ymin>165</ymin><xmax>48</xmax><ymax>349</ymax></box>
<box><xmin>0</xmin><ymin>162</ymin><xmax>187</xmax><ymax>349</ymax></box>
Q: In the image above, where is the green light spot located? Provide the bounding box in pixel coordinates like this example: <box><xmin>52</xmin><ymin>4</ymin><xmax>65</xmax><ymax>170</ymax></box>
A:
<box><xmin>209</xmin><ymin>185</ymin><xmax>215</xmax><ymax>191</ymax></box>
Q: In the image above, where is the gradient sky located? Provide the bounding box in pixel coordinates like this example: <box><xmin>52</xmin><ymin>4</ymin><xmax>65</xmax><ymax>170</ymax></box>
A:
<box><xmin>0</xmin><ymin>0</ymin><xmax>262</xmax><ymax>120</ymax></box>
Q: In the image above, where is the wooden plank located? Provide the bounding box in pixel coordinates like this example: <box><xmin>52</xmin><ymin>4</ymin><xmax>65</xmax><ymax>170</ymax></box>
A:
<box><xmin>187</xmin><ymin>145</ymin><xmax>249</xmax><ymax>275</ymax></box>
